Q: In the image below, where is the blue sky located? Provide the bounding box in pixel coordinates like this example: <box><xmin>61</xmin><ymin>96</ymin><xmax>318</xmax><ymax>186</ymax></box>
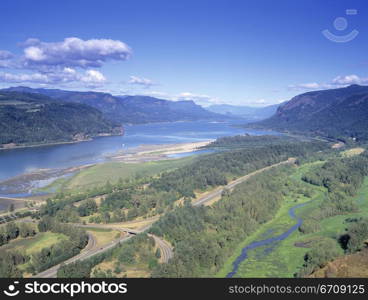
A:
<box><xmin>0</xmin><ymin>0</ymin><xmax>368</xmax><ymax>106</ymax></box>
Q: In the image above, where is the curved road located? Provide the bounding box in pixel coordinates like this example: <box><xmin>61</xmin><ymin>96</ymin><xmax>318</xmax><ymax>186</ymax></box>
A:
<box><xmin>35</xmin><ymin>223</ymin><xmax>172</xmax><ymax>277</ymax></box>
<box><xmin>149</xmin><ymin>234</ymin><xmax>173</xmax><ymax>263</ymax></box>
<box><xmin>35</xmin><ymin>231</ymin><xmax>134</xmax><ymax>278</ymax></box>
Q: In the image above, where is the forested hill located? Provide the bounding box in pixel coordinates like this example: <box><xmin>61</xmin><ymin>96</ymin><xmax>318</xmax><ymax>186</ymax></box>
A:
<box><xmin>252</xmin><ymin>84</ymin><xmax>368</xmax><ymax>142</ymax></box>
<box><xmin>2</xmin><ymin>86</ymin><xmax>229</xmax><ymax>124</ymax></box>
<box><xmin>0</xmin><ymin>91</ymin><xmax>121</xmax><ymax>147</ymax></box>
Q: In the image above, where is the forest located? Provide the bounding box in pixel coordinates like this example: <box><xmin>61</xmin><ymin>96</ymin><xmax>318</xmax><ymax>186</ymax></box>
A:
<box><xmin>296</xmin><ymin>151</ymin><xmax>368</xmax><ymax>276</ymax></box>
<box><xmin>302</xmin><ymin>151</ymin><xmax>368</xmax><ymax>218</ymax></box>
<box><xmin>0</xmin><ymin>91</ymin><xmax>120</xmax><ymax>146</ymax></box>
<box><xmin>149</xmin><ymin>165</ymin><xmax>308</xmax><ymax>277</ymax></box>
<box><xmin>0</xmin><ymin>219</ymin><xmax>88</xmax><ymax>277</ymax></box>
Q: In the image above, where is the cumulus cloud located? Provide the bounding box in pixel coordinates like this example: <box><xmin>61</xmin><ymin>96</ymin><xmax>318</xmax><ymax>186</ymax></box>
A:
<box><xmin>0</xmin><ymin>50</ymin><xmax>14</xmax><ymax>60</ymax></box>
<box><xmin>0</xmin><ymin>68</ymin><xmax>106</xmax><ymax>87</ymax></box>
<box><xmin>332</xmin><ymin>74</ymin><xmax>368</xmax><ymax>85</ymax></box>
<box><xmin>288</xmin><ymin>82</ymin><xmax>328</xmax><ymax>91</ymax></box>
<box><xmin>80</xmin><ymin>70</ymin><xmax>106</xmax><ymax>86</ymax></box>
<box><xmin>134</xmin><ymin>91</ymin><xmax>223</xmax><ymax>106</ymax></box>
<box><xmin>128</xmin><ymin>76</ymin><xmax>155</xmax><ymax>88</ymax></box>
<box><xmin>21</xmin><ymin>37</ymin><xmax>131</xmax><ymax>69</ymax></box>
<box><xmin>0</xmin><ymin>50</ymin><xmax>14</xmax><ymax>68</ymax></box>
<box><xmin>289</xmin><ymin>74</ymin><xmax>368</xmax><ymax>92</ymax></box>
<box><xmin>176</xmin><ymin>92</ymin><xmax>222</xmax><ymax>105</ymax></box>
<box><xmin>0</xmin><ymin>72</ymin><xmax>50</xmax><ymax>84</ymax></box>
<box><xmin>0</xmin><ymin>37</ymin><xmax>132</xmax><ymax>88</ymax></box>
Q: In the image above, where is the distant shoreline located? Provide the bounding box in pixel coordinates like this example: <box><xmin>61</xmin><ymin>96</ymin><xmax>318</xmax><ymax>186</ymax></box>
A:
<box><xmin>0</xmin><ymin>132</ymin><xmax>123</xmax><ymax>152</ymax></box>
<box><xmin>0</xmin><ymin>140</ymin><xmax>213</xmax><ymax>196</ymax></box>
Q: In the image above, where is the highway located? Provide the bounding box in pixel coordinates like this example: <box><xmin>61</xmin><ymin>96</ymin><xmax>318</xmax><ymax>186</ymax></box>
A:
<box><xmin>76</xmin><ymin>224</ymin><xmax>173</xmax><ymax>263</ymax></box>
<box><xmin>35</xmin><ymin>232</ymin><xmax>134</xmax><ymax>278</ymax></box>
<box><xmin>149</xmin><ymin>234</ymin><xmax>173</xmax><ymax>263</ymax></box>
<box><xmin>34</xmin><ymin>222</ymin><xmax>173</xmax><ymax>277</ymax></box>
<box><xmin>193</xmin><ymin>158</ymin><xmax>296</xmax><ymax>206</ymax></box>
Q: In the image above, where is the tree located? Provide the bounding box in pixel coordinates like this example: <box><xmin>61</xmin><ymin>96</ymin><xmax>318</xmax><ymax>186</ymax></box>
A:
<box><xmin>8</xmin><ymin>203</ymin><xmax>15</xmax><ymax>212</ymax></box>
<box><xmin>155</xmin><ymin>248</ymin><xmax>161</xmax><ymax>259</ymax></box>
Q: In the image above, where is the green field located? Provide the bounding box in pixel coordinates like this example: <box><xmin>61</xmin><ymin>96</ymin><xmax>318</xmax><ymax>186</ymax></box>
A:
<box><xmin>44</xmin><ymin>156</ymin><xmax>194</xmax><ymax>192</ymax></box>
<box><xmin>1</xmin><ymin>232</ymin><xmax>68</xmax><ymax>255</ymax></box>
<box><xmin>218</xmin><ymin>161</ymin><xmax>368</xmax><ymax>278</ymax></box>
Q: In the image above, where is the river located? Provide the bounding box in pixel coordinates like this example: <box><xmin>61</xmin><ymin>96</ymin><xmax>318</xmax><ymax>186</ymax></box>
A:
<box><xmin>226</xmin><ymin>202</ymin><xmax>309</xmax><ymax>278</ymax></box>
<box><xmin>0</xmin><ymin>120</ymin><xmax>280</xmax><ymax>183</ymax></box>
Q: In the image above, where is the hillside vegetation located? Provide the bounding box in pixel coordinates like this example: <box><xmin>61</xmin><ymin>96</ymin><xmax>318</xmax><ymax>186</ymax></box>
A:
<box><xmin>254</xmin><ymin>85</ymin><xmax>368</xmax><ymax>142</ymax></box>
<box><xmin>3</xmin><ymin>87</ymin><xmax>228</xmax><ymax>124</ymax></box>
<box><xmin>0</xmin><ymin>91</ymin><xmax>121</xmax><ymax>147</ymax></box>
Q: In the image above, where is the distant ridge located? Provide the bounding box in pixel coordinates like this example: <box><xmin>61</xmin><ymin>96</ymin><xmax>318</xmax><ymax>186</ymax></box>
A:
<box><xmin>207</xmin><ymin>103</ymin><xmax>280</xmax><ymax>121</ymax></box>
<box><xmin>254</xmin><ymin>84</ymin><xmax>368</xmax><ymax>142</ymax></box>
<box><xmin>2</xmin><ymin>86</ymin><xmax>231</xmax><ymax>124</ymax></box>
<box><xmin>0</xmin><ymin>91</ymin><xmax>121</xmax><ymax>147</ymax></box>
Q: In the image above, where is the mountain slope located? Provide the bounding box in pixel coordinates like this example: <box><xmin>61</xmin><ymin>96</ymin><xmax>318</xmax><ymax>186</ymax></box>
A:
<box><xmin>254</xmin><ymin>85</ymin><xmax>368</xmax><ymax>142</ymax></box>
<box><xmin>0</xmin><ymin>91</ymin><xmax>121</xmax><ymax>147</ymax></box>
<box><xmin>207</xmin><ymin>103</ymin><xmax>280</xmax><ymax>121</ymax></box>
<box><xmin>3</xmin><ymin>87</ymin><xmax>228</xmax><ymax>124</ymax></box>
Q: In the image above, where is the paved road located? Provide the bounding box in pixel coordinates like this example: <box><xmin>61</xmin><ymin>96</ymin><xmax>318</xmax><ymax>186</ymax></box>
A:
<box><xmin>149</xmin><ymin>234</ymin><xmax>173</xmax><ymax>263</ymax></box>
<box><xmin>34</xmin><ymin>222</ymin><xmax>173</xmax><ymax>277</ymax></box>
<box><xmin>77</xmin><ymin>223</ymin><xmax>173</xmax><ymax>263</ymax></box>
<box><xmin>35</xmin><ymin>232</ymin><xmax>134</xmax><ymax>278</ymax></box>
<box><xmin>193</xmin><ymin>158</ymin><xmax>295</xmax><ymax>207</ymax></box>
<box><xmin>77</xmin><ymin>223</ymin><xmax>141</xmax><ymax>235</ymax></box>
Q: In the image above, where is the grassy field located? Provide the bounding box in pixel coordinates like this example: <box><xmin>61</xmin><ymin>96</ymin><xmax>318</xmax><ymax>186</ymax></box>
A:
<box><xmin>341</xmin><ymin>147</ymin><xmax>365</xmax><ymax>157</ymax></box>
<box><xmin>92</xmin><ymin>259</ymin><xmax>151</xmax><ymax>278</ymax></box>
<box><xmin>86</xmin><ymin>227</ymin><xmax>121</xmax><ymax>247</ymax></box>
<box><xmin>216</xmin><ymin>163</ymin><xmax>320</xmax><ymax>277</ymax></box>
<box><xmin>218</xmin><ymin>159</ymin><xmax>368</xmax><ymax>278</ymax></box>
<box><xmin>49</xmin><ymin>156</ymin><xmax>194</xmax><ymax>192</ymax></box>
<box><xmin>1</xmin><ymin>232</ymin><xmax>68</xmax><ymax>255</ymax></box>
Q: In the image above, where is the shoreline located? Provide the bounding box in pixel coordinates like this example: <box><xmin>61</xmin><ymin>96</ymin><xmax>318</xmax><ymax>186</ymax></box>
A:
<box><xmin>0</xmin><ymin>140</ymin><xmax>214</xmax><ymax>196</ymax></box>
<box><xmin>0</xmin><ymin>132</ymin><xmax>123</xmax><ymax>152</ymax></box>
<box><xmin>110</xmin><ymin>140</ymin><xmax>214</xmax><ymax>162</ymax></box>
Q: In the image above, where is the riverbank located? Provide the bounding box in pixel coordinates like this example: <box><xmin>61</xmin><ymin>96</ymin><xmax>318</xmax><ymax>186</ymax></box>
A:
<box><xmin>0</xmin><ymin>164</ymin><xmax>94</xmax><ymax>195</ymax></box>
<box><xmin>217</xmin><ymin>196</ymin><xmax>313</xmax><ymax>277</ymax></box>
<box><xmin>0</xmin><ymin>131</ymin><xmax>124</xmax><ymax>152</ymax></box>
<box><xmin>216</xmin><ymin>163</ymin><xmax>322</xmax><ymax>278</ymax></box>
<box><xmin>0</xmin><ymin>140</ymin><xmax>213</xmax><ymax>196</ymax></box>
<box><xmin>109</xmin><ymin>140</ymin><xmax>213</xmax><ymax>163</ymax></box>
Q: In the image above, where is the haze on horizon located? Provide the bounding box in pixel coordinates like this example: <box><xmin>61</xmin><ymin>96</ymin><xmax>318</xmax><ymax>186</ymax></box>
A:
<box><xmin>0</xmin><ymin>0</ymin><xmax>367</xmax><ymax>107</ymax></box>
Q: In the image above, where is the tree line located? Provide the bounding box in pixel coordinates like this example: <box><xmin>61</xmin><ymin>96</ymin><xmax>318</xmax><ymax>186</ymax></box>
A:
<box><xmin>38</xmin><ymin>139</ymin><xmax>328</xmax><ymax>228</ymax></box>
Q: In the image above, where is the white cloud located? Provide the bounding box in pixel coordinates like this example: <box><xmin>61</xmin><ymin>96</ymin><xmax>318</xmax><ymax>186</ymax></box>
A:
<box><xmin>128</xmin><ymin>76</ymin><xmax>155</xmax><ymax>88</ymax></box>
<box><xmin>0</xmin><ymin>69</ymin><xmax>107</xmax><ymax>87</ymax></box>
<box><xmin>288</xmin><ymin>82</ymin><xmax>328</xmax><ymax>91</ymax></box>
<box><xmin>0</xmin><ymin>50</ymin><xmax>14</xmax><ymax>68</ymax></box>
<box><xmin>0</xmin><ymin>50</ymin><xmax>14</xmax><ymax>60</ymax></box>
<box><xmin>81</xmin><ymin>70</ymin><xmax>106</xmax><ymax>86</ymax></box>
<box><xmin>21</xmin><ymin>37</ymin><xmax>132</xmax><ymax>69</ymax></box>
<box><xmin>253</xmin><ymin>98</ymin><xmax>266</xmax><ymax>104</ymax></box>
<box><xmin>332</xmin><ymin>74</ymin><xmax>368</xmax><ymax>85</ymax></box>
<box><xmin>289</xmin><ymin>74</ymin><xmax>368</xmax><ymax>92</ymax></box>
<box><xmin>0</xmin><ymin>72</ymin><xmax>50</xmax><ymax>83</ymax></box>
<box><xmin>176</xmin><ymin>92</ymin><xmax>222</xmax><ymax>106</ymax></box>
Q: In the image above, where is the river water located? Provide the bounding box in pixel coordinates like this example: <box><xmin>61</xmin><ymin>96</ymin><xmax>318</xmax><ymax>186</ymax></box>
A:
<box><xmin>226</xmin><ymin>202</ymin><xmax>309</xmax><ymax>278</ymax></box>
<box><xmin>0</xmin><ymin>120</ymin><xmax>280</xmax><ymax>182</ymax></box>
<box><xmin>0</xmin><ymin>120</ymin><xmax>281</xmax><ymax>209</ymax></box>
